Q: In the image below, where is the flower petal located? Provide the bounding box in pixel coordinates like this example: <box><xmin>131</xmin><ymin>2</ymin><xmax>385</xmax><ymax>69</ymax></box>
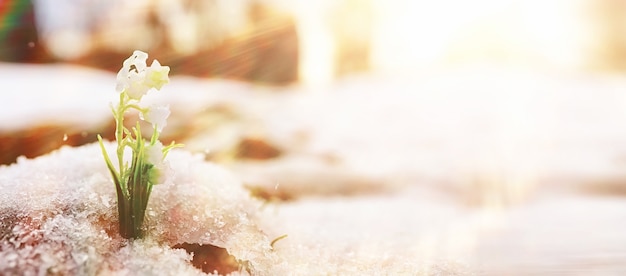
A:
<box><xmin>141</xmin><ymin>105</ymin><xmax>170</xmax><ymax>132</ymax></box>
<box><xmin>145</xmin><ymin>60</ymin><xmax>170</xmax><ymax>90</ymax></box>
<box><xmin>116</xmin><ymin>50</ymin><xmax>149</xmax><ymax>94</ymax></box>
<box><xmin>115</xmin><ymin>65</ymin><xmax>129</xmax><ymax>92</ymax></box>
<box><xmin>145</xmin><ymin>141</ymin><xmax>172</xmax><ymax>185</ymax></box>
<box><xmin>145</xmin><ymin>140</ymin><xmax>164</xmax><ymax>166</ymax></box>
<box><xmin>126</xmin><ymin>72</ymin><xmax>151</xmax><ymax>100</ymax></box>
<box><xmin>130</xmin><ymin>50</ymin><xmax>148</xmax><ymax>72</ymax></box>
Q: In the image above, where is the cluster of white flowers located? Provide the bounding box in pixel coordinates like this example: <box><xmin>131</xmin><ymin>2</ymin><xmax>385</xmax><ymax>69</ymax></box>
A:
<box><xmin>98</xmin><ymin>50</ymin><xmax>182</xmax><ymax>239</ymax></box>
<box><xmin>116</xmin><ymin>50</ymin><xmax>171</xmax><ymax>132</ymax></box>
<box><xmin>116</xmin><ymin>50</ymin><xmax>170</xmax><ymax>98</ymax></box>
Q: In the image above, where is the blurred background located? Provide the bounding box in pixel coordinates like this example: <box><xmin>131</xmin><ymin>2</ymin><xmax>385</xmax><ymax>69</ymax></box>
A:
<box><xmin>4</xmin><ymin>0</ymin><xmax>626</xmax><ymax>209</ymax></box>
<box><xmin>4</xmin><ymin>0</ymin><xmax>626</xmax><ymax>273</ymax></box>
<box><xmin>5</xmin><ymin>0</ymin><xmax>626</xmax><ymax>83</ymax></box>
<box><xmin>4</xmin><ymin>0</ymin><xmax>626</xmax><ymax>207</ymax></box>
<box><xmin>4</xmin><ymin>0</ymin><xmax>626</xmax><ymax>189</ymax></box>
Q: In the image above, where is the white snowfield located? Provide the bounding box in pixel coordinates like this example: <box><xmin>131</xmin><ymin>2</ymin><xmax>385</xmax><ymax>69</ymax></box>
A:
<box><xmin>0</xmin><ymin>143</ymin><xmax>281</xmax><ymax>275</ymax></box>
<box><xmin>2</xmin><ymin>63</ymin><xmax>626</xmax><ymax>274</ymax></box>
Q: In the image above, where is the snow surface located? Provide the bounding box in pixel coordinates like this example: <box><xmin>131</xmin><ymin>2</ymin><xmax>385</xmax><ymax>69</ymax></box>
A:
<box><xmin>5</xmin><ymin>63</ymin><xmax>626</xmax><ymax>274</ymax></box>
<box><xmin>0</xmin><ymin>143</ymin><xmax>470</xmax><ymax>275</ymax></box>
<box><xmin>0</xmin><ymin>143</ymin><xmax>281</xmax><ymax>275</ymax></box>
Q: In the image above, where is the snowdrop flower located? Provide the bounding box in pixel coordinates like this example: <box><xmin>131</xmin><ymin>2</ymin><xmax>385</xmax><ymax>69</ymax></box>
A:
<box><xmin>151</xmin><ymin>159</ymin><xmax>174</xmax><ymax>186</ymax></box>
<box><xmin>145</xmin><ymin>140</ymin><xmax>164</xmax><ymax>165</ymax></box>
<box><xmin>126</xmin><ymin>72</ymin><xmax>151</xmax><ymax>100</ymax></box>
<box><xmin>115</xmin><ymin>50</ymin><xmax>170</xmax><ymax>100</ymax></box>
<box><xmin>145</xmin><ymin>140</ymin><xmax>175</xmax><ymax>186</ymax></box>
<box><xmin>98</xmin><ymin>50</ymin><xmax>182</xmax><ymax>239</ymax></box>
<box><xmin>145</xmin><ymin>141</ymin><xmax>168</xmax><ymax>184</ymax></box>
<box><xmin>145</xmin><ymin>60</ymin><xmax>170</xmax><ymax>90</ymax></box>
<box><xmin>116</xmin><ymin>50</ymin><xmax>148</xmax><ymax>93</ymax></box>
<box><xmin>140</xmin><ymin>105</ymin><xmax>170</xmax><ymax>132</ymax></box>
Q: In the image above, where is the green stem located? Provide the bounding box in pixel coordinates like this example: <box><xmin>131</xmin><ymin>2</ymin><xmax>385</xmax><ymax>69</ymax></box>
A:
<box><xmin>127</xmin><ymin>144</ymin><xmax>142</xmax><ymax>238</ymax></box>
<box><xmin>119</xmin><ymin>122</ymin><xmax>154</xmax><ymax>239</ymax></box>
<box><xmin>98</xmin><ymin>135</ymin><xmax>132</xmax><ymax>238</ymax></box>
<box><xmin>97</xmin><ymin>135</ymin><xmax>120</xmax><ymax>184</ymax></box>
<box><xmin>116</xmin><ymin>92</ymin><xmax>126</xmax><ymax>180</ymax></box>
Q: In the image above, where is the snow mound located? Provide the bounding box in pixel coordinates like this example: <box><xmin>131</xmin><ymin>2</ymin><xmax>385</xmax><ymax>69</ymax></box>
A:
<box><xmin>0</xmin><ymin>142</ymin><xmax>283</xmax><ymax>275</ymax></box>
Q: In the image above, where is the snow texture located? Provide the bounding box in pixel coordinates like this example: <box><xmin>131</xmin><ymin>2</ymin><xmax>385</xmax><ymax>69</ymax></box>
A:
<box><xmin>0</xmin><ymin>142</ymin><xmax>283</xmax><ymax>275</ymax></box>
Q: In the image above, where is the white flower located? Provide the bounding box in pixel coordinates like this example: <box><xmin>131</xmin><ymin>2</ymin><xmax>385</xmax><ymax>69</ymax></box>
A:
<box><xmin>145</xmin><ymin>141</ymin><xmax>171</xmax><ymax>185</ymax></box>
<box><xmin>145</xmin><ymin>140</ymin><xmax>164</xmax><ymax>166</ymax></box>
<box><xmin>148</xmin><ymin>161</ymin><xmax>173</xmax><ymax>185</ymax></box>
<box><xmin>116</xmin><ymin>50</ymin><xmax>148</xmax><ymax>94</ymax></box>
<box><xmin>144</xmin><ymin>60</ymin><xmax>170</xmax><ymax>90</ymax></box>
<box><xmin>115</xmin><ymin>50</ymin><xmax>169</xmax><ymax>101</ymax></box>
<box><xmin>126</xmin><ymin>71</ymin><xmax>150</xmax><ymax>100</ymax></box>
<box><xmin>140</xmin><ymin>105</ymin><xmax>170</xmax><ymax>132</ymax></box>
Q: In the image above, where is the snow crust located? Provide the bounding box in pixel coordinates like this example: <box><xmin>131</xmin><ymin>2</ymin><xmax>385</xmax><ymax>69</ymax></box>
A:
<box><xmin>0</xmin><ymin>142</ymin><xmax>283</xmax><ymax>275</ymax></box>
<box><xmin>0</xmin><ymin>143</ymin><xmax>471</xmax><ymax>275</ymax></box>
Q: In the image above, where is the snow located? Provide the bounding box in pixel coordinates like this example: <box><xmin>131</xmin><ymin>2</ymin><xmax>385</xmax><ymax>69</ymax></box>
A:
<box><xmin>0</xmin><ymin>143</ymin><xmax>281</xmax><ymax>275</ymax></box>
<box><xmin>4</xmin><ymin>63</ymin><xmax>626</xmax><ymax>274</ymax></box>
<box><xmin>0</xmin><ymin>63</ymin><xmax>113</xmax><ymax>130</ymax></box>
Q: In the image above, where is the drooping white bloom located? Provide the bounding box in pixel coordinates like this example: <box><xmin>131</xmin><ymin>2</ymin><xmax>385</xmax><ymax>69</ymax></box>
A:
<box><xmin>145</xmin><ymin>140</ymin><xmax>164</xmax><ymax>166</ymax></box>
<box><xmin>116</xmin><ymin>50</ymin><xmax>148</xmax><ymax>93</ymax></box>
<box><xmin>145</xmin><ymin>141</ymin><xmax>171</xmax><ymax>185</ymax></box>
<box><xmin>144</xmin><ymin>60</ymin><xmax>170</xmax><ymax>90</ymax></box>
<box><xmin>115</xmin><ymin>50</ymin><xmax>169</xmax><ymax>100</ymax></box>
<box><xmin>141</xmin><ymin>105</ymin><xmax>170</xmax><ymax>132</ymax></box>
<box><xmin>125</xmin><ymin>71</ymin><xmax>150</xmax><ymax>100</ymax></box>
